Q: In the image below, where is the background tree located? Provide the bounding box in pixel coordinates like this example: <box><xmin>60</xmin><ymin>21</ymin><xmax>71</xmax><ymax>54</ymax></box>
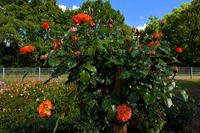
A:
<box><xmin>0</xmin><ymin>0</ymin><xmax>66</xmax><ymax>67</ymax></box>
<box><xmin>144</xmin><ymin>0</ymin><xmax>200</xmax><ymax>66</ymax></box>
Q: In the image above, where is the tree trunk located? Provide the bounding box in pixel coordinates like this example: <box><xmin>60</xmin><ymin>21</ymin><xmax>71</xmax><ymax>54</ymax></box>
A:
<box><xmin>113</xmin><ymin>66</ymin><xmax>127</xmax><ymax>133</ymax></box>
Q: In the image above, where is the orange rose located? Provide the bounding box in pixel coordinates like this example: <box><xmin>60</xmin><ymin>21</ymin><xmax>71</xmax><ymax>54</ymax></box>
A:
<box><xmin>72</xmin><ymin>51</ymin><xmax>81</xmax><ymax>55</ymax></box>
<box><xmin>37</xmin><ymin>99</ymin><xmax>54</xmax><ymax>117</ymax></box>
<box><xmin>89</xmin><ymin>20</ymin><xmax>95</xmax><ymax>26</ymax></box>
<box><xmin>154</xmin><ymin>41</ymin><xmax>160</xmax><ymax>46</ymax></box>
<box><xmin>153</xmin><ymin>32</ymin><xmax>163</xmax><ymax>39</ymax></box>
<box><xmin>72</xmin><ymin>13</ymin><xmax>92</xmax><ymax>24</ymax></box>
<box><xmin>173</xmin><ymin>66</ymin><xmax>179</xmax><ymax>72</ymax></box>
<box><xmin>19</xmin><ymin>46</ymin><xmax>36</xmax><ymax>54</ymax></box>
<box><xmin>41</xmin><ymin>22</ymin><xmax>50</xmax><ymax>30</ymax></box>
<box><xmin>108</xmin><ymin>23</ymin><xmax>113</xmax><ymax>28</ymax></box>
<box><xmin>131</xmin><ymin>28</ymin><xmax>135</xmax><ymax>32</ymax></box>
<box><xmin>116</xmin><ymin>104</ymin><xmax>132</xmax><ymax>122</ymax></box>
<box><xmin>148</xmin><ymin>41</ymin><xmax>154</xmax><ymax>48</ymax></box>
<box><xmin>151</xmin><ymin>50</ymin><xmax>156</xmax><ymax>55</ymax></box>
<box><xmin>71</xmin><ymin>36</ymin><xmax>79</xmax><ymax>41</ymax></box>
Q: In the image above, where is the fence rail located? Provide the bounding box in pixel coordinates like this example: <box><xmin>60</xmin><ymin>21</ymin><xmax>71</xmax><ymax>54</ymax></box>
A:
<box><xmin>0</xmin><ymin>67</ymin><xmax>200</xmax><ymax>80</ymax></box>
<box><xmin>0</xmin><ymin>67</ymin><xmax>54</xmax><ymax>81</ymax></box>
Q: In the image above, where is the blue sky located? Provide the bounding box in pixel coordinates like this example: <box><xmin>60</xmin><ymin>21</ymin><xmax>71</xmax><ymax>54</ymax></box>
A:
<box><xmin>57</xmin><ymin>0</ymin><xmax>192</xmax><ymax>29</ymax></box>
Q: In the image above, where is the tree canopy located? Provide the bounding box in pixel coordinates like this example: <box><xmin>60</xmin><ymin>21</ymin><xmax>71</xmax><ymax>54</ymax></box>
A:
<box><xmin>144</xmin><ymin>0</ymin><xmax>200</xmax><ymax>66</ymax></box>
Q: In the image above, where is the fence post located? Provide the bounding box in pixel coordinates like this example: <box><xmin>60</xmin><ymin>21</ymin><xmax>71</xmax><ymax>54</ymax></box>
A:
<box><xmin>3</xmin><ymin>67</ymin><xmax>5</xmax><ymax>79</ymax></box>
<box><xmin>190</xmin><ymin>67</ymin><xmax>193</xmax><ymax>79</ymax></box>
<box><xmin>38</xmin><ymin>67</ymin><xmax>41</xmax><ymax>80</ymax></box>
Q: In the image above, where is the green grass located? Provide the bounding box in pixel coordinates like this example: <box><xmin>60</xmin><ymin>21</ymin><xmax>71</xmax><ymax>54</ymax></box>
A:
<box><xmin>176</xmin><ymin>73</ymin><xmax>200</xmax><ymax>76</ymax></box>
<box><xmin>176</xmin><ymin>79</ymin><xmax>200</xmax><ymax>99</ymax></box>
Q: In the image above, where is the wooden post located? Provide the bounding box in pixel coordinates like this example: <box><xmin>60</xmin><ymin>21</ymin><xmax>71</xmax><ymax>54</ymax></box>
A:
<box><xmin>113</xmin><ymin>66</ymin><xmax>127</xmax><ymax>133</ymax></box>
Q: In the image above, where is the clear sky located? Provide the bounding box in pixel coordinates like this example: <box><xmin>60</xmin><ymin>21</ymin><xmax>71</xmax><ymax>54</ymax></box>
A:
<box><xmin>57</xmin><ymin>0</ymin><xmax>192</xmax><ymax>29</ymax></box>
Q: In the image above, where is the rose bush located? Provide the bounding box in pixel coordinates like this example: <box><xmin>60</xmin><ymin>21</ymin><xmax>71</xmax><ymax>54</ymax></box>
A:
<box><xmin>14</xmin><ymin>0</ymin><xmax>188</xmax><ymax>132</ymax></box>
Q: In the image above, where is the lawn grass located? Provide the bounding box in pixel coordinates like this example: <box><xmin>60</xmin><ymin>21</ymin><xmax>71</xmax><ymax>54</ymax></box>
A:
<box><xmin>176</xmin><ymin>79</ymin><xmax>200</xmax><ymax>99</ymax></box>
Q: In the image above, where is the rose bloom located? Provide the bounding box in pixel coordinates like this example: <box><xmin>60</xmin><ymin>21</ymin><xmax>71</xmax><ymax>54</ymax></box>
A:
<box><xmin>154</xmin><ymin>41</ymin><xmax>160</xmax><ymax>46</ymax></box>
<box><xmin>131</xmin><ymin>28</ymin><xmax>135</xmax><ymax>32</ymax></box>
<box><xmin>176</xmin><ymin>47</ymin><xmax>183</xmax><ymax>53</ymax></box>
<box><xmin>71</xmin><ymin>36</ymin><xmax>79</xmax><ymax>41</ymax></box>
<box><xmin>151</xmin><ymin>50</ymin><xmax>156</xmax><ymax>55</ymax></box>
<box><xmin>121</xmin><ymin>27</ymin><xmax>125</xmax><ymax>31</ymax></box>
<box><xmin>37</xmin><ymin>99</ymin><xmax>54</xmax><ymax>117</ymax></box>
<box><xmin>68</xmin><ymin>27</ymin><xmax>78</xmax><ymax>32</ymax></box>
<box><xmin>19</xmin><ymin>46</ymin><xmax>36</xmax><ymax>54</ymax></box>
<box><xmin>173</xmin><ymin>66</ymin><xmax>179</xmax><ymax>72</ymax></box>
<box><xmin>72</xmin><ymin>51</ymin><xmax>81</xmax><ymax>55</ymax></box>
<box><xmin>116</xmin><ymin>104</ymin><xmax>132</xmax><ymax>122</ymax></box>
<box><xmin>108</xmin><ymin>23</ymin><xmax>113</xmax><ymax>28</ymax></box>
<box><xmin>0</xmin><ymin>81</ymin><xmax>4</xmax><ymax>85</ymax></box>
<box><xmin>41</xmin><ymin>22</ymin><xmax>50</xmax><ymax>30</ymax></box>
<box><xmin>153</xmin><ymin>32</ymin><xmax>163</xmax><ymax>39</ymax></box>
<box><xmin>89</xmin><ymin>20</ymin><xmax>95</xmax><ymax>26</ymax></box>
<box><xmin>148</xmin><ymin>41</ymin><xmax>154</xmax><ymax>48</ymax></box>
<box><xmin>72</xmin><ymin>13</ymin><xmax>92</xmax><ymax>24</ymax></box>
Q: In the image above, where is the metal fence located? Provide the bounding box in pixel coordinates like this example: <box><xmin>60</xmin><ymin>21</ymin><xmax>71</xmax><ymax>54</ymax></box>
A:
<box><xmin>177</xmin><ymin>67</ymin><xmax>200</xmax><ymax>79</ymax></box>
<box><xmin>0</xmin><ymin>67</ymin><xmax>200</xmax><ymax>80</ymax></box>
<box><xmin>0</xmin><ymin>67</ymin><xmax>53</xmax><ymax>81</ymax></box>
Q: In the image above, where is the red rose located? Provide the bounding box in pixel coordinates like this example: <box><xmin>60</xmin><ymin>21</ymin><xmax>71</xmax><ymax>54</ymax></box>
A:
<box><xmin>176</xmin><ymin>47</ymin><xmax>183</xmax><ymax>53</ymax></box>
<box><xmin>72</xmin><ymin>13</ymin><xmax>92</xmax><ymax>24</ymax></box>
<box><xmin>19</xmin><ymin>46</ymin><xmax>36</xmax><ymax>54</ymax></box>
<box><xmin>41</xmin><ymin>22</ymin><xmax>50</xmax><ymax>30</ymax></box>
<box><xmin>116</xmin><ymin>104</ymin><xmax>132</xmax><ymax>122</ymax></box>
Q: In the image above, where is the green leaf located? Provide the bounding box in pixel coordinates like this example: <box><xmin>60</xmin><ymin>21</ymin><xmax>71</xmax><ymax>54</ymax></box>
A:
<box><xmin>143</xmin><ymin>93</ymin><xmax>156</xmax><ymax>105</ymax></box>
<box><xmin>80</xmin><ymin>70</ymin><xmax>90</xmax><ymax>85</ymax></box>
<box><xmin>85</xmin><ymin>64</ymin><xmax>97</xmax><ymax>73</ymax></box>
<box><xmin>164</xmin><ymin>97</ymin><xmax>173</xmax><ymax>108</ymax></box>
<box><xmin>106</xmin><ymin>58</ymin><xmax>124</xmax><ymax>65</ymax></box>
<box><xmin>117</xmin><ymin>39</ymin><xmax>124</xmax><ymax>44</ymax></box>
<box><xmin>120</xmin><ymin>71</ymin><xmax>131</xmax><ymax>79</ymax></box>
<box><xmin>129</xmin><ymin>93</ymin><xmax>139</xmax><ymax>103</ymax></box>
<box><xmin>180</xmin><ymin>90</ymin><xmax>188</xmax><ymax>101</ymax></box>
<box><xmin>131</xmin><ymin>50</ymin><xmax>140</xmax><ymax>57</ymax></box>
<box><xmin>48</xmin><ymin>58</ymin><xmax>61</xmax><ymax>67</ymax></box>
<box><xmin>102</xmin><ymin>97</ymin><xmax>117</xmax><ymax>119</ymax></box>
<box><xmin>132</xmin><ymin>70</ymin><xmax>144</xmax><ymax>79</ymax></box>
<box><xmin>87</xmin><ymin>47</ymin><xmax>96</xmax><ymax>56</ymax></box>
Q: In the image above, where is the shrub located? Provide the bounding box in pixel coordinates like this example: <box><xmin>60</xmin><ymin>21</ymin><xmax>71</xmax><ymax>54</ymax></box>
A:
<box><xmin>6</xmin><ymin>0</ymin><xmax>189</xmax><ymax>132</ymax></box>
